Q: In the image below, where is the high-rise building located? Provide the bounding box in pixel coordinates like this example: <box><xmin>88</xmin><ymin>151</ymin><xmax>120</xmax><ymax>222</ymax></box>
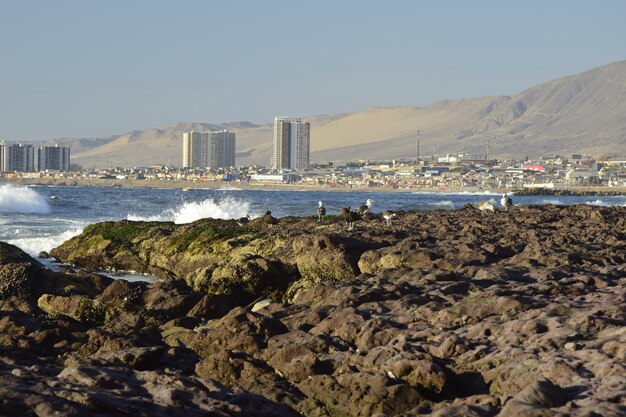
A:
<box><xmin>272</xmin><ymin>117</ymin><xmax>310</xmax><ymax>171</ymax></box>
<box><xmin>182</xmin><ymin>130</ymin><xmax>236</xmax><ymax>168</ymax></box>
<box><xmin>210</xmin><ymin>130</ymin><xmax>236</xmax><ymax>168</ymax></box>
<box><xmin>182</xmin><ymin>131</ymin><xmax>207</xmax><ymax>168</ymax></box>
<box><xmin>36</xmin><ymin>145</ymin><xmax>71</xmax><ymax>171</ymax></box>
<box><xmin>0</xmin><ymin>142</ymin><xmax>35</xmax><ymax>172</ymax></box>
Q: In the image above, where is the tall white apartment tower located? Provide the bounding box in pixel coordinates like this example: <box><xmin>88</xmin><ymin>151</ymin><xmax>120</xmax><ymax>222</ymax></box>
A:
<box><xmin>37</xmin><ymin>145</ymin><xmax>71</xmax><ymax>171</ymax></box>
<box><xmin>182</xmin><ymin>130</ymin><xmax>236</xmax><ymax>168</ymax></box>
<box><xmin>272</xmin><ymin>117</ymin><xmax>310</xmax><ymax>171</ymax></box>
<box><xmin>0</xmin><ymin>142</ymin><xmax>35</xmax><ymax>172</ymax></box>
<box><xmin>210</xmin><ymin>130</ymin><xmax>236</xmax><ymax>168</ymax></box>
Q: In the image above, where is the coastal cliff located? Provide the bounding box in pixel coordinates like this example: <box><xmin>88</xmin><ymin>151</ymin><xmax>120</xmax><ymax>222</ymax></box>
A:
<box><xmin>1</xmin><ymin>204</ymin><xmax>625</xmax><ymax>416</ymax></box>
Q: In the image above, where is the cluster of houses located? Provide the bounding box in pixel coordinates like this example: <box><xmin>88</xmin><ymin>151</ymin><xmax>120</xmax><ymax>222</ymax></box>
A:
<box><xmin>3</xmin><ymin>153</ymin><xmax>626</xmax><ymax>191</ymax></box>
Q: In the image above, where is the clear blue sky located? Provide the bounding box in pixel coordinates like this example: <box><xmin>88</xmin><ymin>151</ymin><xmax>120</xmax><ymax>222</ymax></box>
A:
<box><xmin>1</xmin><ymin>0</ymin><xmax>624</xmax><ymax>140</ymax></box>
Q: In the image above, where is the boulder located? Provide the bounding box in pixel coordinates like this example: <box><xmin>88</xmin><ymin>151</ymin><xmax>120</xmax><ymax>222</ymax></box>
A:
<box><xmin>37</xmin><ymin>294</ymin><xmax>105</xmax><ymax>324</ymax></box>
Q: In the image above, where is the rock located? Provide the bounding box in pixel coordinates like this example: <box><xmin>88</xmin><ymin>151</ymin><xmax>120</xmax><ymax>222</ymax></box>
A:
<box><xmin>293</xmin><ymin>234</ymin><xmax>365</xmax><ymax>282</ymax></box>
<box><xmin>189</xmin><ymin>307</ymin><xmax>288</xmax><ymax>358</ymax></box>
<box><xmin>207</xmin><ymin>254</ymin><xmax>290</xmax><ymax>303</ymax></box>
<box><xmin>37</xmin><ymin>294</ymin><xmax>105</xmax><ymax>324</ymax></box>
<box><xmin>0</xmin><ymin>242</ymin><xmax>46</xmax><ymax>299</ymax></box>
<box><xmin>186</xmin><ymin>293</ymin><xmax>238</xmax><ymax>320</ymax></box>
<box><xmin>95</xmin><ymin>346</ymin><xmax>165</xmax><ymax>370</ymax></box>
<box><xmin>5</xmin><ymin>204</ymin><xmax>623</xmax><ymax>416</ymax></box>
<box><xmin>514</xmin><ymin>378</ymin><xmax>568</xmax><ymax>408</ymax></box>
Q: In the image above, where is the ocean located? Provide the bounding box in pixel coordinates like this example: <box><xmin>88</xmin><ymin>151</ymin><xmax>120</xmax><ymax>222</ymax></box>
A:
<box><xmin>1</xmin><ymin>183</ymin><xmax>625</xmax><ymax>258</ymax></box>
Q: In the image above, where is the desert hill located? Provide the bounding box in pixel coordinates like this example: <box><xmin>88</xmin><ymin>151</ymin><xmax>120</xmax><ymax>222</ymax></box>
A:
<box><xmin>39</xmin><ymin>60</ymin><xmax>626</xmax><ymax>168</ymax></box>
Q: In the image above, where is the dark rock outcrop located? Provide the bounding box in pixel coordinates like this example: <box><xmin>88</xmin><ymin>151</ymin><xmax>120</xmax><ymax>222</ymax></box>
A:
<box><xmin>2</xmin><ymin>204</ymin><xmax>625</xmax><ymax>416</ymax></box>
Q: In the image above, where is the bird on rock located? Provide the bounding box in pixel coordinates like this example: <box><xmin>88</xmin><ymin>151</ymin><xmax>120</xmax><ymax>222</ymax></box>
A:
<box><xmin>501</xmin><ymin>194</ymin><xmax>513</xmax><ymax>211</ymax></box>
<box><xmin>339</xmin><ymin>207</ymin><xmax>361</xmax><ymax>230</ymax></box>
<box><xmin>356</xmin><ymin>198</ymin><xmax>374</xmax><ymax>215</ymax></box>
<box><xmin>236</xmin><ymin>215</ymin><xmax>251</xmax><ymax>226</ymax></box>
<box><xmin>262</xmin><ymin>210</ymin><xmax>279</xmax><ymax>228</ymax></box>
<box><xmin>476</xmin><ymin>200</ymin><xmax>495</xmax><ymax>214</ymax></box>
<box><xmin>382</xmin><ymin>210</ymin><xmax>397</xmax><ymax>226</ymax></box>
<box><xmin>317</xmin><ymin>201</ymin><xmax>326</xmax><ymax>222</ymax></box>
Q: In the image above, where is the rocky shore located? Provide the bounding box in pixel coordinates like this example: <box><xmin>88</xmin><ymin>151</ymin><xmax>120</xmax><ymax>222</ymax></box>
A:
<box><xmin>1</xmin><ymin>204</ymin><xmax>625</xmax><ymax>416</ymax></box>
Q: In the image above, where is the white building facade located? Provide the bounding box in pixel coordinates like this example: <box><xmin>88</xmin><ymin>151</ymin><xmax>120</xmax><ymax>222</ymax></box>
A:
<box><xmin>0</xmin><ymin>142</ymin><xmax>36</xmax><ymax>172</ymax></box>
<box><xmin>37</xmin><ymin>145</ymin><xmax>71</xmax><ymax>171</ymax></box>
<box><xmin>272</xmin><ymin>117</ymin><xmax>310</xmax><ymax>171</ymax></box>
<box><xmin>183</xmin><ymin>130</ymin><xmax>236</xmax><ymax>169</ymax></box>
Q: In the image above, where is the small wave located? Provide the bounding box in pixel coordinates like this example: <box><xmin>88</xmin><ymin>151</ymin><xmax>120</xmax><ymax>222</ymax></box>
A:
<box><xmin>586</xmin><ymin>199</ymin><xmax>610</xmax><ymax>206</ymax></box>
<box><xmin>411</xmin><ymin>190</ymin><xmax>499</xmax><ymax>196</ymax></box>
<box><xmin>0</xmin><ymin>184</ymin><xmax>51</xmax><ymax>214</ymax></box>
<box><xmin>128</xmin><ymin>196</ymin><xmax>253</xmax><ymax>224</ymax></box>
<box><xmin>427</xmin><ymin>200</ymin><xmax>455</xmax><ymax>208</ymax></box>
<box><xmin>8</xmin><ymin>228</ymin><xmax>84</xmax><ymax>256</ymax></box>
<box><xmin>541</xmin><ymin>199</ymin><xmax>562</xmax><ymax>205</ymax></box>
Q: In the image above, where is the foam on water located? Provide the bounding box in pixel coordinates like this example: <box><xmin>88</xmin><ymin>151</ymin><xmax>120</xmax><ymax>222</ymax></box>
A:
<box><xmin>217</xmin><ymin>185</ymin><xmax>243</xmax><ymax>191</ymax></box>
<box><xmin>426</xmin><ymin>200</ymin><xmax>455</xmax><ymax>208</ymax></box>
<box><xmin>541</xmin><ymin>199</ymin><xmax>563</xmax><ymax>205</ymax></box>
<box><xmin>8</xmin><ymin>228</ymin><xmax>84</xmax><ymax>256</ymax></box>
<box><xmin>128</xmin><ymin>196</ymin><xmax>253</xmax><ymax>224</ymax></box>
<box><xmin>0</xmin><ymin>184</ymin><xmax>51</xmax><ymax>214</ymax></box>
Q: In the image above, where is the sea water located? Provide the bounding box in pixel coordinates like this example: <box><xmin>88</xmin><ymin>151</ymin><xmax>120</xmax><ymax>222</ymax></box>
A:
<box><xmin>1</xmin><ymin>183</ymin><xmax>626</xmax><ymax>258</ymax></box>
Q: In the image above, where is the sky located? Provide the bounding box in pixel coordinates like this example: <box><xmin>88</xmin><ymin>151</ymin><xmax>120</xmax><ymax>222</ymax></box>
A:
<box><xmin>1</xmin><ymin>0</ymin><xmax>625</xmax><ymax>141</ymax></box>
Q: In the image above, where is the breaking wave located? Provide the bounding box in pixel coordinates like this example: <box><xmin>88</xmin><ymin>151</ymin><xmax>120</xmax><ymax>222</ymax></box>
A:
<box><xmin>0</xmin><ymin>184</ymin><xmax>51</xmax><ymax>214</ymax></box>
<box><xmin>8</xmin><ymin>228</ymin><xmax>84</xmax><ymax>257</ymax></box>
<box><xmin>127</xmin><ymin>196</ymin><xmax>254</xmax><ymax>224</ymax></box>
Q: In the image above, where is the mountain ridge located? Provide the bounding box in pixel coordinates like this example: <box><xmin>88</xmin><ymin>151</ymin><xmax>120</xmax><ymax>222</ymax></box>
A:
<box><xmin>25</xmin><ymin>60</ymin><xmax>626</xmax><ymax>167</ymax></box>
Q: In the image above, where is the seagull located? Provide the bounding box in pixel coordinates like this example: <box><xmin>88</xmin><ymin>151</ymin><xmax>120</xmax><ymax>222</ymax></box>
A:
<box><xmin>501</xmin><ymin>194</ymin><xmax>513</xmax><ymax>211</ymax></box>
<box><xmin>476</xmin><ymin>200</ymin><xmax>495</xmax><ymax>214</ymax></box>
<box><xmin>236</xmin><ymin>215</ymin><xmax>251</xmax><ymax>226</ymax></box>
<box><xmin>262</xmin><ymin>210</ymin><xmax>279</xmax><ymax>228</ymax></box>
<box><xmin>356</xmin><ymin>198</ymin><xmax>374</xmax><ymax>215</ymax></box>
<box><xmin>317</xmin><ymin>201</ymin><xmax>326</xmax><ymax>222</ymax></box>
<box><xmin>382</xmin><ymin>210</ymin><xmax>397</xmax><ymax>226</ymax></box>
<box><xmin>339</xmin><ymin>207</ymin><xmax>361</xmax><ymax>230</ymax></box>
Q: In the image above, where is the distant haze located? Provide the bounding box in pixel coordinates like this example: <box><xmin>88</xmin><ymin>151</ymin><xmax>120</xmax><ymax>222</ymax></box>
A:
<box><xmin>54</xmin><ymin>61</ymin><xmax>626</xmax><ymax>168</ymax></box>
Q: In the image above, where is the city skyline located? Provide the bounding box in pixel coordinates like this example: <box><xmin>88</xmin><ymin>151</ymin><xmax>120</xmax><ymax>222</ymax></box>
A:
<box><xmin>1</xmin><ymin>1</ymin><xmax>625</xmax><ymax>141</ymax></box>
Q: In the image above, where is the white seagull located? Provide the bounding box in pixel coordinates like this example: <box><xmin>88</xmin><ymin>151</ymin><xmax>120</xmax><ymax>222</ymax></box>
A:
<box><xmin>317</xmin><ymin>201</ymin><xmax>326</xmax><ymax>222</ymax></box>
<box><xmin>501</xmin><ymin>194</ymin><xmax>513</xmax><ymax>211</ymax></box>
<box><xmin>357</xmin><ymin>199</ymin><xmax>374</xmax><ymax>215</ymax></box>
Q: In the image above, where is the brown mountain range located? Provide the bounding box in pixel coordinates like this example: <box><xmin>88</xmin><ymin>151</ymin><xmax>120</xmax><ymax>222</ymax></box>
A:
<box><xmin>51</xmin><ymin>60</ymin><xmax>626</xmax><ymax>168</ymax></box>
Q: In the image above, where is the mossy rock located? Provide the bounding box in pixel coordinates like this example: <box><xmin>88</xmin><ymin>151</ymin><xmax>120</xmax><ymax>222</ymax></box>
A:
<box><xmin>293</xmin><ymin>234</ymin><xmax>361</xmax><ymax>283</ymax></box>
<box><xmin>38</xmin><ymin>294</ymin><xmax>105</xmax><ymax>324</ymax></box>
<box><xmin>207</xmin><ymin>254</ymin><xmax>293</xmax><ymax>303</ymax></box>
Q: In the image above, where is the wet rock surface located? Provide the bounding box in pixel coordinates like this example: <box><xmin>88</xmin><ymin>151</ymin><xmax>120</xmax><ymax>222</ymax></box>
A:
<box><xmin>1</xmin><ymin>204</ymin><xmax>625</xmax><ymax>416</ymax></box>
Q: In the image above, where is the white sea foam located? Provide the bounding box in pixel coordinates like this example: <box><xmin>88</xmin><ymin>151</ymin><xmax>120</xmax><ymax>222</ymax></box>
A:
<box><xmin>128</xmin><ymin>196</ymin><xmax>253</xmax><ymax>224</ymax></box>
<box><xmin>541</xmin><ymin>199</ymin><xmax>563</xmax><ymax>205</ymax></box>
<box><xmin>0</xmin><ymin>184</ymin><xmax>51</xmax><ymax>214</ymax></box>
<box><xmin>8</xmin><ymin>228</ymin><xmax>84</xmax><ymax>256</ymax></box>
<box><xmin>427</xmin><ymin>200</ymin><xmax>455</xmax><ymax>208</ymax></box>
<box><xmin>586</xmin><ymin>199</ymin><xmax>610</xmax><ymax>206</ymax></box>
<box><xmin>411</xmin><ymin>190</ymin><xmax>499</xmax><ymax>196</ymax></box>
<box><xmin>217</xmin><ymin>185</ymin><xmax>243</xmax><ymax>191</ymax></box>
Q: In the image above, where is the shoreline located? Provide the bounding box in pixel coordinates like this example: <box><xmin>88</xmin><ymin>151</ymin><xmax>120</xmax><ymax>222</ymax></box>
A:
<box><xmin>2</xmin><ymin>177</ymin><xmax>626</xmax><ymax>196</ymax></box>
